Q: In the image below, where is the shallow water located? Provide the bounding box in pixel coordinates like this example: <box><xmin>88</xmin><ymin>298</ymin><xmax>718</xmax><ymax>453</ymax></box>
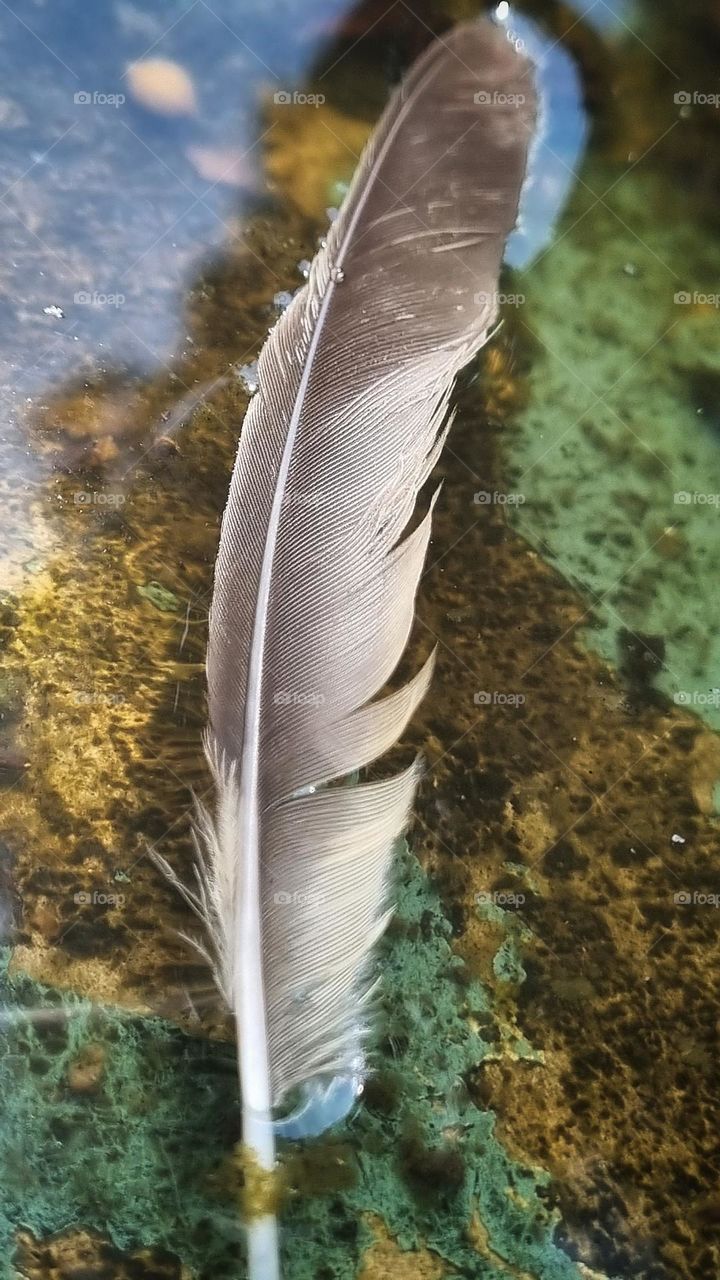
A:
<box><xmin>0</xmin><ymin>2</ymin><xmax>719</xmax><ymax>1278</ymax></box>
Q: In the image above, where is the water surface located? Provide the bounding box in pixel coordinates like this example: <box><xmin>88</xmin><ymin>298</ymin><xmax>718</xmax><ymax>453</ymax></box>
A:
<box><xmin>1</xmin><ymin>2</ymin><xmax>719</xmax><ymax>1278</ymax></box>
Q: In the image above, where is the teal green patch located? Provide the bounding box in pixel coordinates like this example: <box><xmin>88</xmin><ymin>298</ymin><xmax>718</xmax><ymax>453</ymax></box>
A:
<box><xmin>0</xmin><ymin>952</ymin><xmax>243</xmax><ymax>1278</ymax></box>
<box><xmin>474</xmin><ymin>899</ymin><xmax>506</xmax><ymax>928</ymax></box>
<box><xmin>0</xmin><ymin>852</ymin><xmax>585</xmax><ymax>1279</ymax></box>
<box><xmin>492</xmin><ymin>937</ymin><xmax>527</xmax><ymax>988</ymax></box>
<box><xmin>137</xmin><ymin>581</ymin><xmax>181</xmax><ymax>612</ymax></box>
<box><xmin>502</xmin><ymin>862</ymin><xmax>542</xmax><ymax>894</ymax></box>
<box><xmin>475</xmin><ymin>895</ymin><xmax>533</xmax><ymax>983</ymax></box>
<box><xmin>504</xmin><ymin>136</ymin><xmax>720</xmax><ymax>729</ymax></box>
<box><xmin>327</xmin><ymin>179</ymin><xmax>350</xmax><ymax>208</ymax></box>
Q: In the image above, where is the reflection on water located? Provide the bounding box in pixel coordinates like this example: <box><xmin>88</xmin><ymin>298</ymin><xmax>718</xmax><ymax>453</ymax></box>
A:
<box><xmin>1</xmin><ymin>1</ymin><xmax>719</xmax><ymax>1278</ymax></box>
<box><xmin>565</xmin><ymin>0</ymin><xmax>635</xmax><ymax>31</ymax></box>
<box><xmin>500</xmin><ymin>6</ymin><xmax>588</xmax><ymax>269</ymax></box>
<box><xmin>0</xmin><ymin>0</ymin><xmax>351</xmax><ymax>376</ymax></box>
<box><xmin>0</xmin><ymin>0</ymin><xmax>355</xmax><ymax>590</ymax></box>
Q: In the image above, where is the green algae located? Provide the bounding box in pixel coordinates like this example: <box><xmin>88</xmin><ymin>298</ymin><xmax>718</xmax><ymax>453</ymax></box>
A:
<box><xmin>137</xmin><ymin>582</ymin><xmax>182</xmax><ymax>613</ymax></box>
<box><xmin>492</xmin><ymin>937</ymin><xmax>527</xmax><ymax>988</ymax></box>
<box><xmin>502</xmin><ymin>10</ymin><xmax>720</xmax><ymax>740</ymax></box>
<box><xmin>0</xmin><ymin>951</ymin><xmax>243</xmax><ymax>1278</ymax></box>
<box><xmin>474</xmin><ymin>898</ymin><xmax>533</xmax><ymax>989</ymax></box>
<box><xmin>0</xmin><ymin>850</ymin><xmax>590</xmax><ymax>1280</ymax></box>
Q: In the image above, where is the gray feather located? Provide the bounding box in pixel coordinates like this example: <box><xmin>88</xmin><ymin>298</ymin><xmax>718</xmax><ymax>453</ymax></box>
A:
<box><xmin>158</xmin><ymin>17</ymin><xmax>535</xmax><ymax>1277</ymax></box>
<box><xmin>209</xmin><ymin>12</ymin><xmax>535</xmax><ymax>1106</ymax></box>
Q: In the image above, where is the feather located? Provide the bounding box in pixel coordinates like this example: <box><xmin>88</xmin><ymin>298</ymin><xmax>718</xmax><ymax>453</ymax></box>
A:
<box><xmin>156</xmin><ymin>17</ymin><xmax>536</xmax><ymax>1278</ymax></box>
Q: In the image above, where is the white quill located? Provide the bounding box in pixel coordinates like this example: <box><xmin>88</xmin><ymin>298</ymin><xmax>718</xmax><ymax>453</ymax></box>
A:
<box><xmin>156</xmin><ymin>17</ymin><xmax>535</xmax><ymax>1278</ymax></box>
